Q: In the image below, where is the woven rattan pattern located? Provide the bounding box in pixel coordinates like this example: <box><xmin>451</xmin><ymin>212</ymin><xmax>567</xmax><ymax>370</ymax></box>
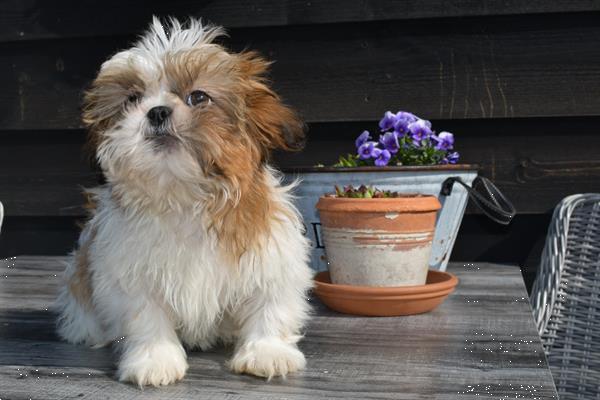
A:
<box><xmin>531</xmin><ymin>194</ymin><xmax>600</xmax><ymax>399</ymax></box>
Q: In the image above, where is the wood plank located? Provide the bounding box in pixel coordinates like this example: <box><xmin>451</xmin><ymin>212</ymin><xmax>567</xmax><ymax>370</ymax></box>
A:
<box><xmin>0</xmin><ymin>217</ymin><xmax>81</xmax><ymax>265</ymax></box>
<box><xmin>2</xmin><ymin>13</ymin><xmax>600</xmax><ymax>130</ymax></box>
<box><xmin>2</xmin><ymin>116</ymin><xmax>599</xmax><ymax>216</ymax></box>
<box><xmin>0</xmin><ymin>256</ymin><xmax>558</xmax><ymax>398</ymax></box>
<box><xmin>2</xmin><ymin>0</ymin><xmax>600</xmax><ymax>42</ymax></box>
<box><xmin>0</xmin><ymin>131</ymin><xmax>97</xmax><ymax>217</ymax></box>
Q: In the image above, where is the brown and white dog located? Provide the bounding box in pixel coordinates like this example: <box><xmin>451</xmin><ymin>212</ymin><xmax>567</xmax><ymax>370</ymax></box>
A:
<box><xmin>56</xmin><ymin>17</ymin><xmax>312</xmax><ymax>387</ymax></box>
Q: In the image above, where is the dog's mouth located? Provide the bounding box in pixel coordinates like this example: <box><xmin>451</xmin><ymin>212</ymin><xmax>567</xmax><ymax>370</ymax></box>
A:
<box><xmin>146</xmin><ymin>128</ymin><xmax>180</xmax><ymax>150</ymax></box>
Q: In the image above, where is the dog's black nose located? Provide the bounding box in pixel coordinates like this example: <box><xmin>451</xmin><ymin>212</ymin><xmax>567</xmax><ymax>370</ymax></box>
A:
<box><xmin>147</xmin><ymin>106</ymin><xmax>172</xmax><ymax>126</ymax></box>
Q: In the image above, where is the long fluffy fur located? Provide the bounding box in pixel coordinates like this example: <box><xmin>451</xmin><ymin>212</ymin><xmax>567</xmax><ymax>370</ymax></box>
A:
<box><xmin>56</xmin><ymin>17</ymin><xmax>312</xmax><ymax>387</ymax></box>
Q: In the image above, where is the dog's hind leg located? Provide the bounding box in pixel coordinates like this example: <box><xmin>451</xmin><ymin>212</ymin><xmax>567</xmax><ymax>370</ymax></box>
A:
<box><xmin>55</xmin><ymin>251</ymin><xmax>107</xmax><ymax>347</ymax></box>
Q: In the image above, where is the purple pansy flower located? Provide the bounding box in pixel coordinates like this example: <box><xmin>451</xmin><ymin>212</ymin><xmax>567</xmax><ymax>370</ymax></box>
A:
<box><xmin>392</xmin><ymin>111</ymin><xmax>418</xmax><ymax>137</ymax></box>
<box><xmin>408</xmin><ymin>119</ymin><xmax>433</xmax><ymax>143</ymax></box>
<box><xmin>379</xmin><ymin>131</ymin><xmax>399</xmax><ymax>154</ymax></box>
<box><xmin>441</xmin><ymin>151</ymin><xmax>460</xmax><ymax>164</ymax></box>
<box><xmin>447</xmin><ymin>151</ymin><xmax>460</xmax><ymax>164</ymax></box>
<box><xmin>393</xmin><ymin>118</ymin><xmax>410</xmax><ymax>136</ymax></box>
<box><xmin>358</xmin><ymin>141</ymin><xmax>381</xmax><ymax>160</ymax></box>
<box><xmin>374</xmin><ymin>149</ymin><xmax>391</xmax><ymax>166</ymax></box>
<box><xmin>396</xmin><ymin>111</ymin><xmax>418</xmax><ymax>123</ymax></box>
<box><xmin>355</xmin><ymin>130</ymin><xmax>371</xmax><ymax>148</ymax></box>
<box><xmin>433</xmin><ymin>131</ymin><xmax>454</xmax><ymax>151</ymax></box>
<box><xmin>343</xmin><ymin>110</ymin><xmax>460</xmax><ymax>167</ymax></box>
<box><xmin>378</xmin><ymin>111</ymin><xmax>397</xmax><ymax>132</ymax></box>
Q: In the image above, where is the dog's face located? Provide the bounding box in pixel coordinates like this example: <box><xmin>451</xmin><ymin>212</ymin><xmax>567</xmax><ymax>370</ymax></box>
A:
<box><xmin>83</xmin><ymin>18</ymin><xmax>304</xmax><ymax>193</ymax></box>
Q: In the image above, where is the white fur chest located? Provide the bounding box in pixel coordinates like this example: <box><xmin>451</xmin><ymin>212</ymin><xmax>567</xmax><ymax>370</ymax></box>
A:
<box><xmin>88</xmin><ymin>188</ymin><xmax>237</xmax><ymax>341</ymax></box>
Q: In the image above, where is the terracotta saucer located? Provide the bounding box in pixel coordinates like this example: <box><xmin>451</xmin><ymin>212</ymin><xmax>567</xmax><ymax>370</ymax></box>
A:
<box><xmin>313</xmin><ymin>270</ymin><xmax>458</xmax><ymax>317</ymax></box>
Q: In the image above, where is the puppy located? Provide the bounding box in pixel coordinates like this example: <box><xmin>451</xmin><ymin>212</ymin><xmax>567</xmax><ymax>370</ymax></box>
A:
<box><xmin>56</xmin><ymin>17</ymin><xmax>312</xmax><ymax>387</ymax></box>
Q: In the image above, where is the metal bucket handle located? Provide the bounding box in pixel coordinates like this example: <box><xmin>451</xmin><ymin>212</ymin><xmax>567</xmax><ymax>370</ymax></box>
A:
<box><xmin>441</xmin><ymin>176</ymin><xmax>516</xmax><ymax>225</ymax></box>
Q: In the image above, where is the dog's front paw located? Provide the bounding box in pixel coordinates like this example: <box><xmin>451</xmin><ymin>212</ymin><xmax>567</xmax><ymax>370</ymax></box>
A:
<box><xmin>118</xmin><ymin>340</ymin><xmax>188</xmax><ymax>387</ymax></box>
<box><xmin>229</xmin><ymin>338</ymin><xmax>306</xmax><ymax>379</ymax></box>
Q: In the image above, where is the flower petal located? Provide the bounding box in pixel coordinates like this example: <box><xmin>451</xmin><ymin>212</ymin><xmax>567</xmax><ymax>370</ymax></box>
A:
<box><xmin>396</xmin><ymin>111</ymin><xmax>418</xmax><ymax>123</ymax></box>
<box><xmin>374</xmin><ymin>149</ymin><xmax>391</xmax><ymax>166</ymax></box>
<box><xmin>381</xmin><ymin>131</ymin><xmax>399</xmax><ymax>154</ymax></box>
<box><xmin>378</xmin><ymin>111</ymin><xmax>397</xmax><ymax>132</ymax></box>
<box><xmin>355</xmin><ymin>130</ymin><xmax>371</xmax><ymax>148</ymax></box>
<box><xmin>447</xmin><ymin>151</ymin><xmax>460</xmax><ymax>164</ymax></box>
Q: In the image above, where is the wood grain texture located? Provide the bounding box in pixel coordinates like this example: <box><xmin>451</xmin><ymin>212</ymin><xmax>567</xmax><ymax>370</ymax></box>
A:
<box><xmin>3</xmin><ymin>117</ymin><xmax>599</xmax><ymax>216</ymax></box>
<box><xmin>0</xmin><ymin>131</ymin><xmax>97</xmax><ymax>217</ymax></box>
<box><xmin>2</xmin><ymin>0</ymin><xmax>600</xmax><ymax>42</ymax></box>
<box><xmin>0</xmin><ymin>256</ymin><xmax>558</xmax><ymax>399</ymax></box>
<box><xmin>3</xmin><ymin>12</ymin><xmax>600</xmax><ymax>130</ymax></box>
<box><xmin>0</xmin><ymin>217</ymin><xmax>82</xmax><ymax>259</ymax></box>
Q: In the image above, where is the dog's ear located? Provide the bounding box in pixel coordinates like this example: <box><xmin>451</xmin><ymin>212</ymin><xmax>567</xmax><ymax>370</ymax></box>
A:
<box><xmin>239</xmin><ymin>52</ymin><xmax>306</xmax><ymax>153</ymax></box>
<box><xmin>81</xmin><ymin>79</ymin><xmax>106</xmax><ymax>163</ymax></box>
<box><xmin>81</xmin><ymin>54</ymin><xmax>146</xmax><ymax>165</ymax></box>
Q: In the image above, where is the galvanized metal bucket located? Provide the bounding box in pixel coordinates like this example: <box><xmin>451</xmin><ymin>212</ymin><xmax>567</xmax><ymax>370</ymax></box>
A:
<box><xmin>284</xmin><ymin>165</ymin><xmax>479</xmax><ymax>272</ymax></box>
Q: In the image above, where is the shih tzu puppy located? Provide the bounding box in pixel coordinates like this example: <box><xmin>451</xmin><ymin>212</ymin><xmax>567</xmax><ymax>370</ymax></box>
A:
<box><xmin>56</xmin><ymin>17</ymin><xmax>312</xmax><ymax>386</ymax></box>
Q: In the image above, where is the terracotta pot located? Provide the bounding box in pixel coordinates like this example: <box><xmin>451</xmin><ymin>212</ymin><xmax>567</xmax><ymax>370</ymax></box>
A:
<box><xmin>285</xmin><ymin>165</ymin><xmax>478</xmax><ymax>272</ymax></box>
<box><xmin>316</xmin><ymin>194</ymin><xmax>441</xmax><ymax>287</ymax></box>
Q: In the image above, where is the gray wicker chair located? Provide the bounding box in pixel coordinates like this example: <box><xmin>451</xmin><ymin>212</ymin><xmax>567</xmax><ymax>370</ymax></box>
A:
<box><xmin>531</xmin><ymin>194</ymin><xmax>600</xmax><ymax>399</ymax></box>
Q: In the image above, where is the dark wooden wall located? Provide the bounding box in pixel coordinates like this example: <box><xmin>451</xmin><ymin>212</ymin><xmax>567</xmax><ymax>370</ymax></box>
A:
<box><xmin>2</xmin><ymin>1</ymin><xmax>600</xmax><ymax>289</ymax></box>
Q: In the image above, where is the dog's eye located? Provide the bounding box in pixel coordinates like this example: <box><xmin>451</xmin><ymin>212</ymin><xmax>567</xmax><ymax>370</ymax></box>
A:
<box><xmin>186</xmin><ymin>90</ymin><xmax>211</xmax><ymax>107</ymax></box>
<box><xmin>127</xmin><ymin>92</ymin><xmax>142</xmax><ymax>104</ymax></box>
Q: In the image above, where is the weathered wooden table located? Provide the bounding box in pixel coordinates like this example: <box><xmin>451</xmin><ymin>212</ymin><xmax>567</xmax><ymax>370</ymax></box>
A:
<box><xmin>0</xmin><ymin>257</ymin><xmax>558</xmax><ymax>399</ymax></box>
